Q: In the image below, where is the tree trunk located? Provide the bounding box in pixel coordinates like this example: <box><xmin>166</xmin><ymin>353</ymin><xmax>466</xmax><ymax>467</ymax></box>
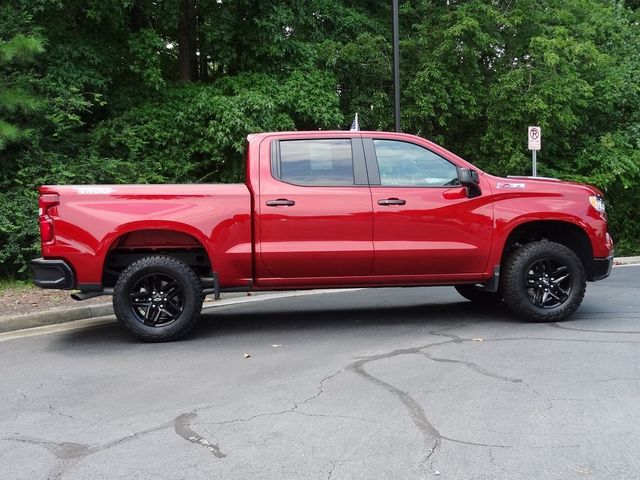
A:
<box><xmin>198</xmin><ymin>7</ymin><xmax>208</xmax><ymax>82</ymax></box>
<box><xmin>129</xmin><ymin>0</ymin><xmax>146</xmax><ymax>33</ymax></box>
<box><xmin>178</xmin><ymin>0</ymin><xmax>196</xmax><ymax>81</ymax></box>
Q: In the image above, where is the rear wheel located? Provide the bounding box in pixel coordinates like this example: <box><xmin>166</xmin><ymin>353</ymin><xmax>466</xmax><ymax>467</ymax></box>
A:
<box><xmin>502</xmin><ymin>240</ymin><xmax>586</xmax><ymax>322</ymax></box>
<box><xmin>113</xmin><ymin>255</ymin><xmax>204</xmax><ymax>342</ymax></box>
<box><xmin>454</xmin><ymin>284</ymin><xmax>501</xmax><ymax>304</ymax></box>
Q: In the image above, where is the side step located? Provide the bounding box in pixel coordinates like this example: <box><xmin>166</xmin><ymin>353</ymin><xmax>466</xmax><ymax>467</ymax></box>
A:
<box><xmin>72</xmin><ymin>274</ymin><xmax>222</xmax><ymax>301</ymax></box>
<box><xmin>71</xmin><ymin>288</ymin><xmax>114</xmax><ymax>301</ymax></box>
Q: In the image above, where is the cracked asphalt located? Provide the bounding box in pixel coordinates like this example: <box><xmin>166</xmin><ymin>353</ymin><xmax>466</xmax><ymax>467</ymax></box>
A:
<box><xmin>1</xmin><ymin>265</ymin><xmax>639</xmax><ymax>480</ymax></box>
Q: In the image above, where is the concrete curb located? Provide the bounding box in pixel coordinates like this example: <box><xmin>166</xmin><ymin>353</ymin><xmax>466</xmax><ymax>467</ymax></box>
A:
<box><xmin>613</xmin><ymin>256</ymin><xmax>640</xmax><ymax>265</ymax></box>
<box><xmin>0</xmin><ymin>289</ymin><xmax>362</xmax><ymax>334</ymax></box>
<box><xmin>0</xmin><ymin>303</ymin><xmax>113</xmax><ymax>333</ymax></box>
<box><xmin>1</xmin><ymin>256</ymin><xmax>638</xmax><ymax>334</ymax></box>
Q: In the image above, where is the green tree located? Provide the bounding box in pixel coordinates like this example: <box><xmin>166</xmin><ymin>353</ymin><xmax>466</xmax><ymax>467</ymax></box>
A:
<box><xmin>0</xmin><ymin>33</ymin><xmax>43</xmax><ymax>149</ymax></box>
<box><xmin>0</xmin><ymin>0</ymin><xmax>639</xmax><ymax>278</ymax></box>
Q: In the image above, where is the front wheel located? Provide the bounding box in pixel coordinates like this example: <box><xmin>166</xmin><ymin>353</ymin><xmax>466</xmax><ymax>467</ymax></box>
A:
<box><xmin>113</xmin><ymin>255</ymin><xmax>204</xmax><ymax>342</ymax></box>
<box><xmin>502</xmin><ymin>240</ymin><xmax>586</xmax><ymax>322</ymax></box>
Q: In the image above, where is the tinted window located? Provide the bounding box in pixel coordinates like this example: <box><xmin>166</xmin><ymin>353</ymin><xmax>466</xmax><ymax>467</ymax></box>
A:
<box><xmin>278</xmin><ymin>139</ymin><xmax>354</xmax><ymax>186</ymax></box>
<box><xmin>373</xmin><ymin>140</ymin><xmax>459</xmax><ymax>187</ymax></box>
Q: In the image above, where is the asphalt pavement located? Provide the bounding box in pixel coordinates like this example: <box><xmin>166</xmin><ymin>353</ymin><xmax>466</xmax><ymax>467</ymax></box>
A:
<box><xmin>1</xmin><ymin>265</ymin><xmax>639</xmax><ymax>480</ymax></box>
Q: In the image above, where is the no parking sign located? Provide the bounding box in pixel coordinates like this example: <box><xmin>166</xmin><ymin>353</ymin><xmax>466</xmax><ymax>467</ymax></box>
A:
<box><xmin>528</xmin><ymin>126</ymin><xmax>541</xmax><ymax>176</ymax></box>
<box><xmin>528</xmin><ymin>126</ymin><xmax>541</xmax><ymax>151</ymax></box>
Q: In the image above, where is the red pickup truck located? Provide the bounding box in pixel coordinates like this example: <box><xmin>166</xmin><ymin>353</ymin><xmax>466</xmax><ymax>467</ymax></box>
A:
<box><xmin>32</xmin><ymin>131</ymin><xmax>613</xmax><ymax>341</ymax></box>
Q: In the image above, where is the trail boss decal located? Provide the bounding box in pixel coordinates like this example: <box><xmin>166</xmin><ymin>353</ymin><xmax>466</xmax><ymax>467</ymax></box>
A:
<box><xmin>76</xmin><ymin>187</ymin><xmax>115</xmax><ymax>195</ymax></box>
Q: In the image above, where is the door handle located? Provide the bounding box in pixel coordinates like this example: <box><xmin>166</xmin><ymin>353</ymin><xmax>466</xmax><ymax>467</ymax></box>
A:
<box><xmin>378</xmin><ymin>198</ymin><xmax>406</xmax><ymax>206</ymax></box>
<box><xmin>266</xmin><ymin>199</ymin><xmax>295</xmax><ymax>207</ymax></box>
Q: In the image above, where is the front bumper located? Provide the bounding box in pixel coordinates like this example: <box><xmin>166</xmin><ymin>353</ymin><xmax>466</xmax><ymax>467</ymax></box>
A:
<box><xmin>31</xmin><ymin>258</ymin><xmax>75</xmax><ymax>289</ymax></box>
<box><xmin>589</xmin><ymin>255</ymin><xmax>613</xmax><ymax>281</ymax></box>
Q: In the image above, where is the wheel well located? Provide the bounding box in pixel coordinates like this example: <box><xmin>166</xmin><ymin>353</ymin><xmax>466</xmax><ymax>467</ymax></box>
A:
<box><xmin>102</xmin><ymin>230</ymin><xmax>212</xmax><ymax>288</ymax></box>
<box><xmin>501</xmin><ymin>221</ymin><xmax>593</xmax><ymax>277</ymax></box>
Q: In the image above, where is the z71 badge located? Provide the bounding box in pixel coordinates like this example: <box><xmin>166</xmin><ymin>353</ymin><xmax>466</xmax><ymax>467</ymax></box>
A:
<box><xmin>496</xmin><ymin>182</ymin><xmax>525</xmax><ymax>189</ymax></box>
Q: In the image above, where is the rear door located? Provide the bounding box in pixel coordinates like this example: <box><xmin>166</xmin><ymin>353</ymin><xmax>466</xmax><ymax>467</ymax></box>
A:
<box><xmin>365</xmin><ymin>136</ymin><xmax>493</xmax><ymax>277</ymax></box>
<box><xmin>256</xmin><ymin>135</ymin><xmax>374</xmax><ymax>281</ymax></box>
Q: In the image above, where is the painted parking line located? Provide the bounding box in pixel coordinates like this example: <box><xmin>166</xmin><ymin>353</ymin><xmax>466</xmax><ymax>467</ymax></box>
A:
<box><xmin>0</xmin><ymin>288</ymin><xmax>363</xmax><ymax>342</ymax></box>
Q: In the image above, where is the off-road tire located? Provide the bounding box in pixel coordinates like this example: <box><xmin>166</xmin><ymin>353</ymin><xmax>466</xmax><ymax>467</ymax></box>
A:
<box><xmin>502</xmin><ymin>240</ymin><xmax>586</xmax><ymax>322</ymax></box>
<box><xmin>454</xmin><ymin>285</ymin><xmax>502</xmax><ymax>304</ymax></box>
<box><xmin>113</xmin><ymin>255</ymin><xmax>204</xmax><ymax>342</ymax></box>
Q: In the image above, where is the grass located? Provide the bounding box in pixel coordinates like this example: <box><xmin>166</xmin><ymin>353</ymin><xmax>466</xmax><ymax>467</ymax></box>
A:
<box><xmin>0</xmin><ymin>278</ymin><xmax>33</xmax><ymax>292</ymax></box>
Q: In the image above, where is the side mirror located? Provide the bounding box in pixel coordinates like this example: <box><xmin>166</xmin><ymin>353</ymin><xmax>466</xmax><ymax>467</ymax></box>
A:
<box><xmin>458</xmin><ymin>168</ymin><xmax>481</xmax><ymax>198</ymax></box>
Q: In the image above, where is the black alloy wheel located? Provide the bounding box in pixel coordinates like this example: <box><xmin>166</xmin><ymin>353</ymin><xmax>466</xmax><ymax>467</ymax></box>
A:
<box><xmin>524</xmin><ymin>258</ymin><xmax>572</xmax><ymax>309</ymax></box>
<box><xmin>502</xmin><ymin>240</ymin><xmax>586</xmax><ymax>322</ymax></box>
<box><xmin>129</xmin><ymin>272</ymin><xmax>185</xmax><ymax>327</ymax></box>
<box><xmin>113</xmin><ymin>256</ymin><xmax>204</xmax><ymax>342</ymax></box>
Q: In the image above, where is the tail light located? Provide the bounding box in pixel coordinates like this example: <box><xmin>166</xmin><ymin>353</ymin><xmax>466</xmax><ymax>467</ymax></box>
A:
<box><xmin>38</xmin><ymin>193</ymin><xmax>59</xmax><ymax>243</ymax></box>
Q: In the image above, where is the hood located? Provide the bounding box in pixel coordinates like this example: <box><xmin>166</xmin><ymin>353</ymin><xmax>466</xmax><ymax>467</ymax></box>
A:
<box><xmin>488</xmin><ymin>175</ymin><xmax>604</xmax><ymax>197</ymax></box>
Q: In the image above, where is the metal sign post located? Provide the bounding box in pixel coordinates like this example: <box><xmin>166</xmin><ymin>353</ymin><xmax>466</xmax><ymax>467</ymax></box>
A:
<box><xmin>528</xmin><ymin>126</ymin><xmax>541</xmax><ymax>176</ymax></box>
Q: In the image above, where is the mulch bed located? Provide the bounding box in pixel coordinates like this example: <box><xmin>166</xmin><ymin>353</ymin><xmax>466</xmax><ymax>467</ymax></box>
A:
<box><xmin>0</xmin><ymin>285</ymin><xmax>108</xmax><ymax>317</ymax></box>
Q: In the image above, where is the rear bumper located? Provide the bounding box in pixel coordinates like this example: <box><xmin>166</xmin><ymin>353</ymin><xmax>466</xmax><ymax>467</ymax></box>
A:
<box><xmin>31</xmin><ymin>258</ymin><xmax>75</xmax><ymax>289</ymax></box>
<box><xmin>589</xmin><ymin>255</ymin><xmax>613</xmax><ymax>281</ymax></box>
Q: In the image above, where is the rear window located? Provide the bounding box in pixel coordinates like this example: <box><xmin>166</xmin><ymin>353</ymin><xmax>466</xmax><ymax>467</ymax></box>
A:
<box><xmin>276</xmin><ymin>139</ymin><xmax>355</xmax><ymax>186</ymax></box>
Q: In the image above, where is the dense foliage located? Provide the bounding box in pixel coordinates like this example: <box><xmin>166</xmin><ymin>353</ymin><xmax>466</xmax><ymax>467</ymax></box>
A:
<box><xmin>0</xmin><ymin>0</ymin><xmax>638</xmax><ymax>277</ymax></box>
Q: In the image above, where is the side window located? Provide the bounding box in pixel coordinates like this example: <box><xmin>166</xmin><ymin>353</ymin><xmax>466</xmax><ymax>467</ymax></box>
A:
<box><xmin>373</xmin><ymin>139</ymin><xmax>459</xmax><ymax>187</ymax></box>
<box><xmin>276</xmin><ymin>139</ymin><xmax>355</xmax><ymax>186</ymax></box>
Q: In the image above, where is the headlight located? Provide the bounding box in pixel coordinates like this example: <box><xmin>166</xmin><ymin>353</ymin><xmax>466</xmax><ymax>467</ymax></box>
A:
<box><xmin>589</xmin><ymin>195</ymin><xmax>606</xmax><ymax>215</ymax></box>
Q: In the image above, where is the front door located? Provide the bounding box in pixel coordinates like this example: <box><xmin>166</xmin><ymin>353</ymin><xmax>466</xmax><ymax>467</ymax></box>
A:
<box><xmin>366</xmin><ymin>137</ymin><xmax>493</xmax><ymax>277</ymax></box>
